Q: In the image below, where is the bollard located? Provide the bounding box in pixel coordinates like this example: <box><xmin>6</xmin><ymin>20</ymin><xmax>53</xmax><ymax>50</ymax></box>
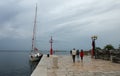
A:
<box><xmin>47</xmin><ymin>54</ymin><xmax>49</xmax><ymax>57</ymax></box>
<box><xmin>111</xmin><ymin>55</ymin><xmax>115</xmax><ymax>62</ymax></box>
<box><xmin>52</xmin><ymin>56</ymin><xmax>58</xmax><ymax>68</ymax></box>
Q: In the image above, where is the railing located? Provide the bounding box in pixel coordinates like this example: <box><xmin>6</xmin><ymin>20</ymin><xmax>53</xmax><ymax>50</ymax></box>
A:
<box><xmin>95</xmin><ymin>49</ymin><xmax>120</xmax><ymax>63</ymax></box>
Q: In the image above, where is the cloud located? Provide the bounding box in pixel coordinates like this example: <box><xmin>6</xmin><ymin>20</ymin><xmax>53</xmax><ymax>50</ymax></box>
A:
<box><xmin>0</xmin><ymin>0</ymin><xmax>120</xmax><ymax>50</ymax></box>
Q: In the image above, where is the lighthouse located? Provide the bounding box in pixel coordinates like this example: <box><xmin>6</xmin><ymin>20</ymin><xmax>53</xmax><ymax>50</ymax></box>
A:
<box><xmin>49</xmin><ymin>36</ymin><xmax>53</xmax><ymax>55</ymax></box>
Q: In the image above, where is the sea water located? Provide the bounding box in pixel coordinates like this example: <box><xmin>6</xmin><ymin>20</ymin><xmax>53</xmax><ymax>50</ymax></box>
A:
<box><xmin>0</xmin><ymin>50</ymin><xmax>38</xmax><ymax>76</ymax></box>
<box><xmin>0</xmin><ymin>50</ymin><xmax>69</xmax><ymax>76</ymax></box>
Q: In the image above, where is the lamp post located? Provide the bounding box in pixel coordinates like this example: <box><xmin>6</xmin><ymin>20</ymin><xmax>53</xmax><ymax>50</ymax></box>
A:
<box><xmin>119</xmin><ymin>44</ymin><xmax>120</xmax><ymax>50</ymax></box>
<box><xmin>91</xmin><ymin>35</ymin><xmax>97</xmax><ymax>58</ymax></box>
<box><xmin>49</xmin><ymin>36</ymin><xmax>53</xmax><ymax>55</ymax></box>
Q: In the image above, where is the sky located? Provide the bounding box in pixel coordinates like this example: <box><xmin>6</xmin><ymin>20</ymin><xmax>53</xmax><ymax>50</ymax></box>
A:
<box><xmin>0</xmin><ymin>0</ymin><xmax>120</xmax><ymax>51</ymax></box>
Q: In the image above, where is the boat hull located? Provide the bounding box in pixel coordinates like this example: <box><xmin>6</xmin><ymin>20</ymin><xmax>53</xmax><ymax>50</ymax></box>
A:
<box><xmin>29</xmin><ymin>53</ymin><xmax>43</xmax><ymax>62</ymax></box>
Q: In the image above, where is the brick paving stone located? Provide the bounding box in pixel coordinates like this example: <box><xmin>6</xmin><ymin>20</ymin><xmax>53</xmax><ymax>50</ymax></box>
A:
<box><xmin>46</xmin><ymin>55</ymin><xmax>120</xmax><ymax>76</ymax></box>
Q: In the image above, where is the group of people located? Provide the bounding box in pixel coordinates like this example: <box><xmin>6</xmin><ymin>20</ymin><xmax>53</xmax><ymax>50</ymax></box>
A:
<box><xmin>70</xmin><ymin>48</ymin><xmax>84</xmax><ymax>63</ymax></box>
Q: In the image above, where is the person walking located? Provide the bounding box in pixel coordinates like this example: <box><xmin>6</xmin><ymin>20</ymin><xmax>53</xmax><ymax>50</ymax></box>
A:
<box><xmin>80</xmin><ymin>49</ymin><xmax>84</xmax><ymax>61</ymax></box>
<box><xmin>70</xmin><ymin>50</ymin><xmax>72</xmax><ymax>55</ymax></box>
<box><xmin>72</xmin><ymin>48</ymin><xmax>76</xmax><ymax>63</ymax></box>
<box><xmin>76</xmin><ymin>49</ymin><xmax>79</xmax><ymax>62</ymax></box>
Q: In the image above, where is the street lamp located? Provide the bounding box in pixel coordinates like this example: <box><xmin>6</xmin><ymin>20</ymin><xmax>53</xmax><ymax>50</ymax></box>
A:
<box><xmin>119</xmin><ymin>44</ymin><xmax>120</xmax><ymax>50</ymax></box>
<box><xmin>91</xmin><ymin>35</ymin><xmax>97</xmax><ymax>58</ymax></box>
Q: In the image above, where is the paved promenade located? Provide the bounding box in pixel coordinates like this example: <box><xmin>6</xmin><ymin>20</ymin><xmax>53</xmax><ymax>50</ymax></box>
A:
<box><xmin>32</xmin><ymin>55</ymin><xmax>120</xmax><ymax>76</ymax></box>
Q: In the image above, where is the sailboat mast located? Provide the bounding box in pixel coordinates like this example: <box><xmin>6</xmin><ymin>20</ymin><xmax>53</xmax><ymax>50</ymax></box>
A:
<box><xmin>32</xmin><ymin>4</ymin><xmax>37</xmax><ymax>50</ymax></box>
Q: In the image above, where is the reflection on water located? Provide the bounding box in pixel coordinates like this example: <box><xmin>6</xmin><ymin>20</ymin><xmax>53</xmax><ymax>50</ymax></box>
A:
<box><xmin>0</xmin><ymin>51</ymin><xmax>40</xmax><ymax>76</ymax></box>
<box><xmin>0</xmin><ymin>50</ymin><xmax>68</xmax><ymax>76</ymax></box>
<box><xmin>29</xmin><ymin>61</ymin><xmax>39</xmax><ymax>74</ymax></box>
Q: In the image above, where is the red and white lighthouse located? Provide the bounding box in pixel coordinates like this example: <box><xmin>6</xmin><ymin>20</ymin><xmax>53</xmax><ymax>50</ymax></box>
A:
<box><xmin>49</xmin><ymin>36</ymin><xmax>53</xmax><ymax>55</ymax></box>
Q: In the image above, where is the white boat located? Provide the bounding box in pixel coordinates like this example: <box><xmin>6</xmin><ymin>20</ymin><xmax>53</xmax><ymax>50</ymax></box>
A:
<box><xmin>29</xmin><ymin>4</ymin><xmax>43</xmax><ymax>62</ymax></box>
<box><xmin>30</xmin><ymin>48</ymin><xmax>43</xmax><ymax>62</ymax></box>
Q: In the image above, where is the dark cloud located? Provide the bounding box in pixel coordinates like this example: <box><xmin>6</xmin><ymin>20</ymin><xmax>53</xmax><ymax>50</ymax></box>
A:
<box><xmin>0</xmin><ymin>1</ymin><xmax>22</xmax><ymax>24</ymax></box>
<box><xmin>0</xmin><ymin>0</ymin><xmax>120</xmax><ymax>50</ymax></box>
<box><xmin>0</xmin><ymin>38</ymin><xmax>31</xmax><ymax>50</ymax></box>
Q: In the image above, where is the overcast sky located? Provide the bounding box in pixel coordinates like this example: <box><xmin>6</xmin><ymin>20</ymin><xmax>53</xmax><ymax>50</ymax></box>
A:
<box><xmin>0</xmin><ymin>0</ymin><xmax>120</xmax><ymax>51</ymax></box>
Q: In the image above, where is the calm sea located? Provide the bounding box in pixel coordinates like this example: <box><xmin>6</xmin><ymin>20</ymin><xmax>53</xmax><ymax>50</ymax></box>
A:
<box><xmin>0</xmin><ymin>50</ymin><xmax>69</xmax><ymax>76</ymax></box>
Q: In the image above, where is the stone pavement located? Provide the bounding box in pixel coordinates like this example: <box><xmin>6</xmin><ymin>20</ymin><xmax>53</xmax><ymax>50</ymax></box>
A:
<box><xmin>47</xmin><ymin>55</ymin><xmax>120</xmax><ymax>76</ymax></box>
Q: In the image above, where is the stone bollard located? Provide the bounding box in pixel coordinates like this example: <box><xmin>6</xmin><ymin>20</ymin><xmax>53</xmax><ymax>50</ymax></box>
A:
<box><xmin>110</xmin><ymin>55</ymin><xmax>115</xmax><ymax>62</ymax></box>
<box><xmin>110</xmin><ymin>55</ymin><xmax>113</xmax><ymax>62</ymax></box>
<box><xmin>52</xmin><ymin>56</ymin><xmax>58</xmax><ymax>68</ymax></box>
<box><xmin>47</xmin><ymin>54</ymin><xmax>49</xmax><ymax>57</ymax></box>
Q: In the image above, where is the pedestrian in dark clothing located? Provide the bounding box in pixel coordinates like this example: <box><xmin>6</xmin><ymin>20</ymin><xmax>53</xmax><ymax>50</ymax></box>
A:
<box><xmin>76</xmin><ymin>49</ymin><xmax>79</xmax><ymax>62</ymax></box>
<box><xmin>80</xmin><ymin>49</ymin><xmax>84</xmax><ymax>61</ymax></box>
<box><xmin>72</xmin><ymin>48</ymin><xmax>76</xmax><ymax>63</ymax></box>
<box><xmin>70</xmin><ymin>50</ymin><xmax>72</xmax><ymax>55</ymax></box>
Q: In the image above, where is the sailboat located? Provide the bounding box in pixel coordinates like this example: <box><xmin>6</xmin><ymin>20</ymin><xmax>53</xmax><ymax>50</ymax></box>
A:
<box><xmin>29</xmin><ymin>4</ymin><xmax>43</xmax><ymax>62</ymax></box>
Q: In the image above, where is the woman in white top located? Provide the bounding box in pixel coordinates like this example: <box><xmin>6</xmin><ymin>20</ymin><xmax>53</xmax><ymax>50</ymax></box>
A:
<box><xmin>72</xmin><ymin>48</ymin><xmax>76</xmax><ymax>63</ymax></box>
